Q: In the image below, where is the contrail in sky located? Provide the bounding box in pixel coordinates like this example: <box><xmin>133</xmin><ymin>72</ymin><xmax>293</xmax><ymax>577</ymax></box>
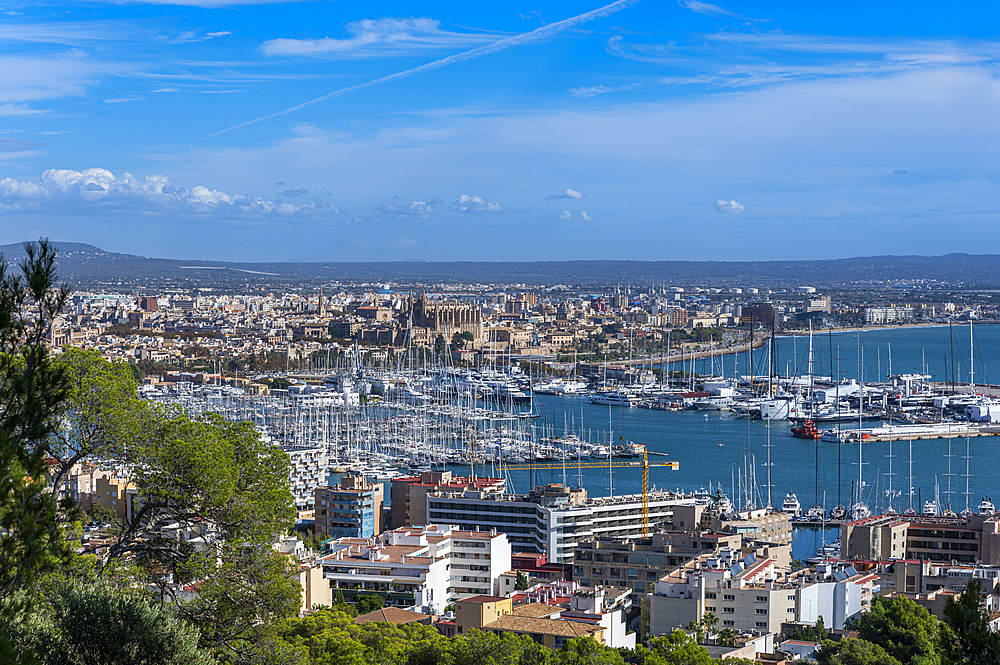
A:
<box><xmin>196</xmin><ymin>0</ymin><xmax>641</xmax><ymax>143</ymax></box>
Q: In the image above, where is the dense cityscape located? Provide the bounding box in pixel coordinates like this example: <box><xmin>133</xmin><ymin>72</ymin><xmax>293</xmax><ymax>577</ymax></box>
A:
<box><xmin>0</xmin><ymin>240</ymin><xmax>994</xmax><ymax>664</ymax></box>
<box><xmin>2</xmin><ymin>0</ymin><xmax>997</xmax><ymax>662</ymax></box>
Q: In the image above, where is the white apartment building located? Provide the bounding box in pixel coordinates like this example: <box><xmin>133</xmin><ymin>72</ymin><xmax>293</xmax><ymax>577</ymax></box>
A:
<box><xmin>281</xmin><ymin>445</ymin><xmax>327</xmax><ymax>511</ymax></box>
<box><xmin>427</xmin><ymin>483</ymin><xmax>691</xmax><ymax>564</ymax></box>
<box><xmin>864</xmin><ymin>306</ymin><xmax>915</xmax><ymax>325</ymax></box>
<box><xmin>649</xmin><ymin>550</ymin><xmax>875</xmax><ymax>637</ymax></box>
<box><xmin>319</xmin><ymin>524</ymin><xmax>511</xmax><ymax>613</ymax></box>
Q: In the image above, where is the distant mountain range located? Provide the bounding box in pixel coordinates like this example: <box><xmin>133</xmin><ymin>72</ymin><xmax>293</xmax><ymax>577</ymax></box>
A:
<box><xmin>1</xmin><ymin>242</ymin><xmax>996</xmax><ymax>288</ymax></box>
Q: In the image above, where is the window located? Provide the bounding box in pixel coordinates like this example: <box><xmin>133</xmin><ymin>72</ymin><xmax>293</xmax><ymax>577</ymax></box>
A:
<box><xmin>723</xmin><ymin>620</ymin><xmax>734</xmax><ymax>627</ymax></box>
<box><xmin>723</xmin><ymin>607</ymin><xmax>735</xmax><ymax>614</ymax></box>
<box><xmin>755</xmin><ymin>609</ymin><xmax>767</xmax><ymax>615</ymax></box>
<box><xmin>787</xmin><ymin>595</ymin><xmax>795</xmax><ymax>601</ymax></box>
<box><xmin>756</xmin><ymin>596</ymin><xmax>767</xmax><ymax>602</ymax></box>
<box><xmin>787</xmin><ymin>608</ymin><xmax>794</xmax><ymax>613</ymax></box>
<box><xmin>724</xmin><ymin>594</ymin><xmax>734</xmax><ymax>601</ymax></box>
<box><xmin>706</xmin><ymin>606</ymin><xmax>716</xmax><ymax>612</ymax></box>
<box><xmin>755</xmin><ymin>622</ymin><xmax>767</xmax><ymax>628</ymax></box>
<box><xmin>706</xmin><ymin>592</ymin><xmax>717</xmax><ymax>599</ymax></box>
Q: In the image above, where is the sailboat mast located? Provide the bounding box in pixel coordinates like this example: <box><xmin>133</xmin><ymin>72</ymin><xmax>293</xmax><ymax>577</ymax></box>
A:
<box><xmin>970</xmin><ymin>319</ymin><xmax>975</xmax><ymax>395</ymax></box>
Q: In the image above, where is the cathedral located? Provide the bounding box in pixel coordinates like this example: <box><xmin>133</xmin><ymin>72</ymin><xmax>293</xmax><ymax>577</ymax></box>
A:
<box><xmin>403</xmin><ymin>291</ymin><xmax>482</xmax><ymax>342</ymax></box>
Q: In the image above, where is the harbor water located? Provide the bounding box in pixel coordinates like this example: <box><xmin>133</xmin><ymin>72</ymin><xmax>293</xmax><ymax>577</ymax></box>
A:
<box><xmin>465</xmin><ymin>324</ymin><xmax>1000</xmax><ymax>560</ymax></box>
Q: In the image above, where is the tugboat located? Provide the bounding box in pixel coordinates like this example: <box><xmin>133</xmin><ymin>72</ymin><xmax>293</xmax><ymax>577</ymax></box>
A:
<box><xmin>791</xmin><ymin>420</ymin><xmax>822</xmax><ymax>440</ymax></box>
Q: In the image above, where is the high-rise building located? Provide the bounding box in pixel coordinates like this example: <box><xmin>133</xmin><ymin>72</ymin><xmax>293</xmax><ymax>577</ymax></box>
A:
<box><xmin>314</xmin><ymin>473</ymin><xmax>384</xmax><ymax>539</ymax></box>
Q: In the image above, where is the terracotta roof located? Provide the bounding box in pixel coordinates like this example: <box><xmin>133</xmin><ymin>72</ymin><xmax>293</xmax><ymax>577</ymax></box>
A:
<box><xmin>354</xmin><ymin>607</ymin><xmax>430</xmax><ymax>624</ymax></box>
<box><xmin>511</xmin><ymin>603</ymin><xmax>563</xmax><ymax>618</ymax></box>
<box><xmin>462</xmin><ymin>595</ymin><xmax>506</xmax><ymax>603</ymax></box>
<box><xmin>485</xmin><ymin>615</ymin><xmax>602</xmax><ymax>637</ymax></box>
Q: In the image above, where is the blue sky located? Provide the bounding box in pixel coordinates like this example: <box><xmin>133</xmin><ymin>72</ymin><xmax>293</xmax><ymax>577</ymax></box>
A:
<box><xmin>0</xmin><ymin>0</ymin><xmax>998</xmax><ymax>262</ymax></box>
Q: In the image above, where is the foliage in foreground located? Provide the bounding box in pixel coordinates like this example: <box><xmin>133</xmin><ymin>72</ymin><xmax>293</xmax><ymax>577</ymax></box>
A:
<box><xmin>3</xmin><ymin>577</ymin><xmax>212</xmax><ymax>665</ymax></box>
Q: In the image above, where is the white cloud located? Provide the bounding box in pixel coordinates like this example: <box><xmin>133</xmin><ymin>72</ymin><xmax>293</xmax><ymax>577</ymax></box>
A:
<box><xmin>261</xmin><ymin>18</ymin><xmax>499</xmax><ymax>58</ymax></box>
<box><xmin>0</xmin><ymin>168</ymin><xmax>336</xmax><ymax>219</ymax></box>
<box><xmin>558</xmin><ymin>210</ymin><xmax>593</xmax><ymax>221</ymax></box>
<box><xmin>0</xmin><ymin>54</ymin><xmax>110</xmax><ymax>107</ymax></box>
<box><xmin>715</xmin><ymin>199</ymin><xmax>747</xmax><ymax>213</ymax></box>
<box><xmin>569</xmin><ymin>82</ymin><xmax>646</xmax><ymax>97</ymax></box>
<box><xmin>377</xmin><ymin>199</ymin><xmax>439</xmax><ymax>217</ymax></box>
<box><xmin>103</xmin><ymin>94</ymin><xmax>144</xmax><ymax>104</ymax></box>
<box><xmin>677</xmin><ymin>0</ymin><xmax>738</xmax><ymax>17</ymax></box>
<box><xmin>600</xmin><ymin>32</ymin><xmax>1000</xmax><ymax>93</ymax></box>
<box><xmin>450</xmin><ymin>194</ymin><xmax>502</xmax><ymax>213</ymax></box>
<box><xmin>545</xmin><ymin>187</ymin><xmax>586</xmax><ymax>200</ymax></box>
<box><xmin>0</xmin><ymin>103</ymin><xmax>45</xmax><ymax>116</ymax></box>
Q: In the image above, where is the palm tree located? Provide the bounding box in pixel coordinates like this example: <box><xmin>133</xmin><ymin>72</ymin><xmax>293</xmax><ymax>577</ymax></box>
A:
<box><xmin>702</xmin><ymin>612</ymin><xmax>719</xmax><ymax>644</ymax></box>
<box><xmin>686</xmin><ymin>620</ymin><xmax>705</xmax><ymax>644</ymax></box>
<box><xmin>718</xmin><ymin>628</ymin><xmax>739</xmax><ymax>647</ymax></box>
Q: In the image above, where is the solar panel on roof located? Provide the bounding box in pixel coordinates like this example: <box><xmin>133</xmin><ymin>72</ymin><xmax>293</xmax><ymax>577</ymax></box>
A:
<box><xmin>832</xmin><ymin>571</ymin><xmax>848</xmax><ymax>582</ymax></box>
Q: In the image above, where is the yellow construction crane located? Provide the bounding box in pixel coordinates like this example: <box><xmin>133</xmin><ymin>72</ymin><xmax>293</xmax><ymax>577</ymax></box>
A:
<box><xmin>503</xmin><ymin>447</ymin><xmax>678</xmax><ymax>537</ymax></box>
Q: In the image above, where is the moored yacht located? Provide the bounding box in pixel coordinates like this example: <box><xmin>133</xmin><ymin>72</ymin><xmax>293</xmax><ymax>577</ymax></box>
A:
<box><xmin>849</xmin><ymin>502</ymin><xmax>871</xmax><ymax>521</ymax></box>
<box><xmin>804</xmin><ymin>505</ymin><xmax>826</xmax><ymax>520</ymax></box>
<box><xmin>781</xmin><ymin>492</ymin><xmax>802</xmax><ymax>517</ymax></box>
<box><xmin>589</xmin><ymin>391</ymin><xmax>640</xmax><ymax>406</ymax></box>
<box><xmin>692</xmin><ymin>395</ymin><xmax>736</xmax><ymax>411</ymax></box>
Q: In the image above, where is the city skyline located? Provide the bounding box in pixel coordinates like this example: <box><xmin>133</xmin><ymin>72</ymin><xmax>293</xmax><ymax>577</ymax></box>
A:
<box><xmin>0</xmin><ymin>0</ymin><xmax>997</xmax><ymax>261</ymax></box>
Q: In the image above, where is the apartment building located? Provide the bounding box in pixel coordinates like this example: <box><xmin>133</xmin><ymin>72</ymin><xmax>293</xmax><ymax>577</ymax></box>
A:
<box><xmin>314</xmin><ymin>473</ymin><xmax>384</xmax><ymax>539</ymax></box>
<box><xmin>427</xmin><ymin>483</ymin><xmax>692</xmax><ymax>564</ymax></box>
<box><xmin>864</xmin><ymin>306</ymin><xmax>915</xmax><ymax>325</ymax></box>
<box><xmin>878</xmin><ymin>559</ymin><xmax>1000</xmax><ymax>596</ymax></box>
<box><xmin>572</xmin><ymin>531</ymin><xmax>790</xmax><ymax>600</ymax></box>
<box><xmin>47</xmin><ymin>459</ymin><xmax>107</xmax><ymax>510</ymax></box>
<box><xmin>94</xmin><ymin>475</ymin><xmax>134</xmax><ymax>519</ymax></box>
<box><xmin>282</xmin><ymin>445</ymin><xmax>328</xmax><ymax>512</ymax></box>
<box><xmin>452</xmin><ymin>586</ymin><xmax>632</xmax><ymax>649</ymax></box>
<box><xmin>390</xmin><ymin>471</ymin><xmax>506</xmax><ymax>529</ymax></box>
<box><xmin>841</xmin><ymin>513</ymin><xmax>1000</xmax><ymax>564</ymax></box>
<box><xmin>649</xmin><ymin>550</ymin><xmax>875</xmax><ymax>636</ymax></box>
<box><xmin>318</xmin><ymin>524</ymin><xmax>511</xmax><ymax>613</ymax></box>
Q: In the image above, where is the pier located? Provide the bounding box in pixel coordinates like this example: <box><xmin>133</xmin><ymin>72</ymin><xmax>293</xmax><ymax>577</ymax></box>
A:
<box><xmin>833</xmin><ymin>423</ymin><xmax>1000</xmax><ymax>442</ymax></box>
